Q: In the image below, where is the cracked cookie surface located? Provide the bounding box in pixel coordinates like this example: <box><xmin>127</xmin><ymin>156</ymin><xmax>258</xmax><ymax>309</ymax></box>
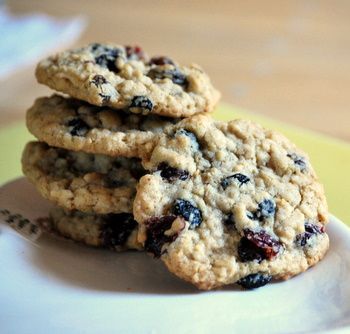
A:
<box><xmin>35</xmin><ymin>43</ymin><xmax>220</xmax><ymax>118</ymax></box>
<box><xmin>26</xmin><ymin>94</ymin><xmax>179</xmax><ymax>159</ymax></box>
<box><xmin>22</xmin><ymin>141</ymin><xmax>145</xmax><ymax>214</ymax></box>
<box><xmin>48</xmin><ymin>207</ymin><xmax>142</xmax><ymax>251</ymax></box>
<box><xmin>134</xmin><ymin>114</ymin><xmax>329</xmax><ymax>290</ymax></box>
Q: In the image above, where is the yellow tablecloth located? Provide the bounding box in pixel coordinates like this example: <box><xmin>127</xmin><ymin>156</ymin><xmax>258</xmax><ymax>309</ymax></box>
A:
<box><xmin>1</xmin><ymin>103</ymin><xmax>349</xmax><ymax>225</ymax></box>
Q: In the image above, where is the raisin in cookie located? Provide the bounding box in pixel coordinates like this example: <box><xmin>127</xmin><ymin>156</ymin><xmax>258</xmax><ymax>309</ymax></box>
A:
<box><xmin>35</xmin><ymin>43</ymin><xmax>220</xmax><ymax>118</ymax></box>
<box><xmin>22</xmin><ymin>141</ymin><xmax>145</xmax><ymax>214</ymax></box>
<box><xmin>134</xmin><ymin>115</ymin><xmax>329</xmax><ymax>290</ymax></box>
<box><xmin>26</xmin><ymin>94</ymin><xmax>179</xmax><ymax>159</ymax></box>
<box><xmin>47</xmin><ymin>207</ymin><xmax>142</xmax><ymax>251</ymax></box>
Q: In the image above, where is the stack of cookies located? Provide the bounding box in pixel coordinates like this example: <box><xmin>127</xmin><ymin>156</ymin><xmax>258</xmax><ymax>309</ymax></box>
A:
<box><xmin>22</xmin><ymin>43</ymin><xmax>329</xmax><ymax>290</ymax></box>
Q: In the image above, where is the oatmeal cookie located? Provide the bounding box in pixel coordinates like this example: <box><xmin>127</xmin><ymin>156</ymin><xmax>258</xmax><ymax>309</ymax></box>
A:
<box><xmin>26</xmin><ymin>94</ymin><xmax>178</xmax><ymax>159</ymax></box>
<box><xmin>22</xmin><ymin>141</ymin><xmax>145</xmax><ymax>214</ymax></box>
<box><xmin>35</xmin><ymin>43</ymin><xmax>220</xmax><ymax>118</ymax></box>
<box><xmin>134</xmin><ymin>115</ymin><xmax>329</xmax><ymax>290</ymax></box>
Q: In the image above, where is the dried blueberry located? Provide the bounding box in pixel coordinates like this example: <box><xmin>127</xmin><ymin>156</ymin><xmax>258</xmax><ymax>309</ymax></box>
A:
<box><xmin>247</xmin><ymin>199</ymin><xmax>275</xmax><ymax>221</ymax></box>
<box><xmin>296</xmin><ymin>222</ymin><xmax>325</xmax><ymax>246</ymax></box>
<box><xmin>90</xmin><ymin>74</ymin><xmax>107</xmax><ymax>87</ymax></box>
<box><xmin>296</xmin><ymin>232</ymin><xmax>312</xmax><ymax>247</ymax></box>
<box><xmin>246</xmin><ymin>211</ymin><xmax>258</xmax><ymax>221</ymax></box>
<box><xmin>98</xmin><ymin>93</ymin><xmax>111</xmax><ymax>104</ymax></box>
<box><xmin>125</xmin><ymin>45</ymin><xmax>145</xmax><ymax>60</ymax></box>
<box><xmin>238</xmin><ymin>229</ymin><xmax>281</xmax><ymax>262</ymax></box>
<box><xmin>237</xmin><ymin>273</ymin><xmax>272</xmax><ymax>290</ymax></box>
<box><xmin>257</xmin><ymin>199</ymin><xmax>275</xmax><ymax>220</ymax></box>
<box><xmin>158</xmin><ymin>162</ymin><xmax>189</xmax><ymax>181</ymax></box>
<box><xmin>287</xmin><ymin>153</ymin><xmax>307</xmax><ymax>171</ymax></box>
<box><xmin>95</xmin><ymin>47</ymin><xmax>122</xmax><ymax>72</ymax></box>
<box><xmin>166</xmin><ymin>69</ymin><xmax>187</xmax><ymax>87</ymax></box>
<box><xmin>224</xmin><ymin>213</ymin><xmax>236</xmax><ymax>229</ymax></box>
<box><xmin>149</xmin><ymin>56</ymin><xmax>175</xmax><ymax>66</ymax></box>
<box><xmin>90</xmin><ymin>43</ymin><xmax>101</xmax><ymax>52</ymax></box>
<box><xmin>147</xmin><ymin>68</ymin><xmax>188</xmax><ymax>88</ymax></box>
<box><xmin>173</xmin><ymin>199</ymin><xmax>202</xmax><ymax>229</ymax></box>
<box><xmin>129</xmin><ymin>96</ymin><xmax>153</xmax><ymax>114</ymax></box>
<box><xmin>174</xmin><ymin>129</ymin><xmax>200</xmax><ymax>151</ymax></box>
<box><xmin>67</xmin><ymin>118</ymin><xmax>90</xmax><ymax>136</ymax></box>
<box><xmin>144</xmin><ymin>215</ymin><xmax>179</xmax><ymax>257</ymax></box>
<box><xmin>221</xmin><ymin>173</ymin><xmax>250</xmax><ymax>190</ymax></box>
<box><xmin>100</xmin><ymin>213</ymin><xmax>137</xmax><ymax>249</ymax></box>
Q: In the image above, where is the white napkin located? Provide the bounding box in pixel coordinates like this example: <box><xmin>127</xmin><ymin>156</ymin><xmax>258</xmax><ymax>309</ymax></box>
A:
<box><xmin>0</xmin><ymin>6</ymin><xmax>86</xmax><ymax>79</ymax></box>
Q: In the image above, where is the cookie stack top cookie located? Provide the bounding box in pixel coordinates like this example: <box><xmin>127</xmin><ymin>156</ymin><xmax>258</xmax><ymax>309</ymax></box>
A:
<box><xmin>35</xmin><ymin>43</ymin><xmax>221</xmax><ymax>117</ymax></box>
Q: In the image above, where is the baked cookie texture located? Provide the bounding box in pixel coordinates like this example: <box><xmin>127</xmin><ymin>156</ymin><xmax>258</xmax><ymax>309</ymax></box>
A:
<box><xmin>48</xmin><ymin>207</ymin><xmax>142</xmax><ymax>251</ymax></box>
<box><xmin>26</xmin><ymin>94</ymin><xmax>180</xmax><ymax>159</ymax></box>
<box><xmin>22</xmin><ymin>141</ymin><xmax>145</xmax><ymax>214</ymax></box>
<box><xmin>35</xmin><ymin>43</ymin><xmax>220</xmax><ymax>118</ymax></box>
<box><xmin>134</xmin><ymin>114</ymin><xmax>329</xmax><ymax>290</ymax></box>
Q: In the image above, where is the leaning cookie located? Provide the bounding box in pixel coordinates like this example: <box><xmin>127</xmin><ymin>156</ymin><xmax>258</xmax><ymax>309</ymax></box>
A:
<box><xmin>35</xmin><ymin>43</ymin><xmax>220</xmax><ymax>118</ymax></box>
<box><xmin>26</xmin><ymin>94</ymin><xmax>180</xmax><ymax>159</ymax></box>
<box><xmin>48</xmin><ymin>207</ymin><xmax>142</xmax><ymax>251</ymax></box>
<box><xmin>134</xmin><ymin>114</ymin><xmax>329</xmax><ymax>290</ymax></box>
<box><xmin>22</xmin><ymin>141</ymin><xmax>145</xmax><ymax>214</ymax></box>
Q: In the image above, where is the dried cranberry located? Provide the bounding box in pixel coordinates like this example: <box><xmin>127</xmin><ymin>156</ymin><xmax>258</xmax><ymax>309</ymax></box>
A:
<box><xmin>144</xmin><ymin>215</ymin><xmax>179</xmax><ymax>257</ymax></box>
<box><xmin>100</xmin><ymin>213</ymin><xmax>137</xmax><ymax>249</ymax></box>
<box><xmin>125</xmin><ymin>45</ymin><xmax>145</xmax><ymax>60</ymax></box>
<box><xmin>287</xmin><ymin>153</ymin><xmax>307</xmax><ymax>171</ymax></box>
<box><xmin>149</xmin><ymin>56</ymin><xmax>175</xmax><ymax>66</ymax></box>
<box><xmin>305</xmin><ymin>222</ymin><xmax>325</xmax><ymax>234</ymax></box>
<box><xmin>238</xmin><ymin>237</ymin><xmax>264</xmax><ymax>263</ymax></box>
<box><xmin>296</xmin><ymin>222</ymin><xmax>325</xmax><ymax>247</ymax></box>
<box><xmin>238</xmin><ymin>229</ymin><xmax>281</xmax><ymax>262</ymax></box>
<box><xmin>129</xmin><ymin>96</ymin><xmax>153</xmax><ymax>114</ymax></box>
<box><xmin>244</xmin><ymin>229</ymin><xmax>281</xmax><ymax>259</ymax></box>
<box><xmin>95</xmin><ymin>47</ymin><xmax>122</xmax><ymax>72</ymax></box>
<box><xmin>67</xmin><ymin>118</ymin><xmax>90</xmax><ymax>136</ymax></box>
<box><xmin>147</xmin><ymin>68</ymin><xmax>188</xmax><ymax>88</ymax></box>
<box><xmin>158</xmin><ymin>162</ymin><xmax>189</xmax><ymax>181</ymax></box>
<box><xmin>237</xmin><ymin>273</ymin><xmax>272</xmax><ymax>289</ymax></box>
<box><xmin>221</xmin><ymin>173</ymin><xmax>250</xmax><ymax>190</ymax></box>
<box><xmin>173</xmin><ymin>199</ymin><xmax>202</xmax><ymax>229</ymax></box>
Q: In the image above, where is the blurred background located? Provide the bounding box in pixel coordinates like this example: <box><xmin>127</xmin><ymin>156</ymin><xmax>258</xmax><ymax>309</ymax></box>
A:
<box><xmin>1</xmin><ymin>0</ymin><xmax>349</xmax><ymax>141</ymax></box>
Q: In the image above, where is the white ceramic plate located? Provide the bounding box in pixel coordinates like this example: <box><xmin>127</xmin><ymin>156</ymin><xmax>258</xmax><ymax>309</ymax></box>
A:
<box><xmin>1</xmin><ymin>178</ymin><xmax>350</xmax><ymax>334</ymax></box>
